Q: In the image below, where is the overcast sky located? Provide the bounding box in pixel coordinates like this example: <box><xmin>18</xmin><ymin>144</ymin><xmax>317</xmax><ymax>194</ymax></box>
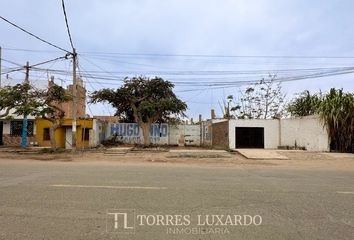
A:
<box><xmin>1</xmin><ymin>0</ymin><xmax>354</xmax><ymax>119</ymax></box>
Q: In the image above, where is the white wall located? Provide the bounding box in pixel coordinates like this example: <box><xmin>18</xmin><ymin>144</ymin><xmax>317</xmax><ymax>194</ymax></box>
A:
<box><xmin>2</xmin><ymin>120</ymin><xmax>10</xmax><ymax>134</ymax></box>
<box><xmin>281</xmin><ymin>116</ymin><xmax>329</xmax><ymax>151</ymax></box>
<box><xmin>89</xmin><ymin>119</ymin><xmax>105</xmax><ymax>147</ymax></box>
<box><xmin>228</xmin><ymin>116</ymin><xmax>330</xmax><ymax>151</ymax></box>
<box><xmin>169</xmin><ymin>125</ymin><xmax>200</xmax><ymax>146</ymax></box>
<box><xmin>229</xmin><ymin>119</ymin><xmax>279</xmax><ymax>149</ymax></box>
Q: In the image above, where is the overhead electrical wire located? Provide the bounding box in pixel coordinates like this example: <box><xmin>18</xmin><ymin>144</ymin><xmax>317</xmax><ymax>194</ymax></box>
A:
<box><xmin>0</xmin><ymin>16</ymin><xmax>70</xmax><ymax>53</ymax></box>
<box><xmin>4</xmin><ymin>47</ymin><xmax>354</xmax><ymax>59</ymax></box>
<box><xmin>80</xmin><ymin>51</ymin><xmax>354</xmax><ymax>59</ymax></box>
<box><xmin>29</xmin><ymin>64</ymin><xmax>354</xmax><ymax>89</ymax></box>
<box><xmin>61</xmin><ymin>0</ymin><xmax>75</xmax><ymax>49</ymax></box>
<box><xmin>30</xmin><ymin>65</ymin><xmax>354</xmax><ymax>76</ymax></box>
<box><xmin>1</xmin><ymin>58</ymin><xmax>24</xmax><ymax>67</ymax></box>
<box><xmin>1</xmin><ymin>47</ymin><xmax>61</xmax><ymax>53</ymax></box>
<box><xmin>1</xmin><ymin>56</ymin><xmax>68</xmax><ymax>76</ymax></box>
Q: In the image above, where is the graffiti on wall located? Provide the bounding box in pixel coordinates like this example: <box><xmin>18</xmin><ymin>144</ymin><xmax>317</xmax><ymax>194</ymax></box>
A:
<box><xmin>110</xmin><ymin>123</ymin><xmax>168</xmax><ymax>144</ymax></box>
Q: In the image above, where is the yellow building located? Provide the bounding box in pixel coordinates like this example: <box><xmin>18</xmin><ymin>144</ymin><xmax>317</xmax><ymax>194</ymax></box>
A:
<box><xmin>35</xmin><ymin>118</ymin><xmax>96</xmax><ymax>149</ymax></box>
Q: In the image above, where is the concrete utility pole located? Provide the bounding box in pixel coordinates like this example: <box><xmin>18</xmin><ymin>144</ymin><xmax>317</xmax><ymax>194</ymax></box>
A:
<box><xmin>21</xmin><ymin>61</ymin><xmax>30</xmax><ymax>148</ymax></box>
<box><xmin>25</xmin><ymin>61</ymin><xmax>29</xmax><ymax>84</ymax></box>
<box><xmin>71</xmin><ymin>48</ymin><xmax>77</xmax><ymax>152</ymax></box>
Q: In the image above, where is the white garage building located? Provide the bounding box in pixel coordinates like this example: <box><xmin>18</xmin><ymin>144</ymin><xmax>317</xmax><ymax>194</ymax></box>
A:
<box><xmin>229</xmin><ymin>115</ymin><xmax>329</xmax><ymax>151</ymax></box>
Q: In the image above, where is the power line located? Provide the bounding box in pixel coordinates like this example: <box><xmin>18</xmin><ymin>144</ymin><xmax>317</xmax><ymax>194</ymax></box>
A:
<box><xmin>1</xmin><ymin>58</ymin><xmax>23</xmax><ymax>67</ymax></box>
<box><xmin>1</xmin><ymin>47</ymin><xmax>61</xmax><ymax>53</ymax></box>
<box><xmin>80</xmin><ymin>51</ymin><xmax>354</xmax><ymax>59</ymax></box>
<box><xmin>1</xmin><ymin>56</ymin><xmax>68</xmax><ymax>75</ymax></box>
<box><xmin>0</xmin><ymin>15</ymin><xmax>70</xmax><ymax>53</ymax></box>
<box><xmin>4</xmin><ymin>47</ymin><xmax>354</xmax><ymax>59</ymax></box>
<box><xmin>30</xmin><ymin>56</ymin><xmax>68</xmax><ymax>67</ymax></box>
<box><xmin>30</xmin><ymin>65</ymin><xmax>354</xmax><ymax>77</ymax></box>
<box><xmin>61</xmin><ymin>0</ymin><xmax>75</xmax><ymax>49</ymax></box>
<box><xmin>1</xmin><ymin>67</ymin><xmax>24</xmax><ymax>76</ymax></box>
<box><xmin>30</xmin><ymin>65</ymin><xmax>354</xmax><ymax>89</ymax></box>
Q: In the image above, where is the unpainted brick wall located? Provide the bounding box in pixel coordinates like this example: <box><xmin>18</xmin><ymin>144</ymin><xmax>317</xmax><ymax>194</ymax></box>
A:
<box><xmin>2</xmin><ymin>134</ymin><xmax>36</xmax><ymax>146</ymax></box>
<box><xmin>212</xmin><ymin>121</ymin><xmax>229</xmax><ymax>149</ymax></box>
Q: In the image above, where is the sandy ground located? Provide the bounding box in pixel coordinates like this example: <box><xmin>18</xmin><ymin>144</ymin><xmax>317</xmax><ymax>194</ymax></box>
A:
<box><xmin>0</xmin><ymin>148</ymin><xmax>353</xmax><ymax>171</ymax></box>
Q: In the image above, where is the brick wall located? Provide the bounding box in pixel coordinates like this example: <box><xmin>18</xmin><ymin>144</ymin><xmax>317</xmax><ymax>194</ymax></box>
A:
<box><xmin>59</xmin><ymin>84</ymin><xmax>86</xmax><ymax>118</ymax></box>
<box><xmin>2</xmin><ymin>134</ymin><xmax>36</xmax><ymax>146</ymax></box>
<box><xmin>49</xmin><ymin>80</ymin><xmax>86</xmax><ymax>119</ymax></box>
<box><xmin>212</xmin><ymin>121</ymin><xmax>229</xmax><ymax>149</ymax></box>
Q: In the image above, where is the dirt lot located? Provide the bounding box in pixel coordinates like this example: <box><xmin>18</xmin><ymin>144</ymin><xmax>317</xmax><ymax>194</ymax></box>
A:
<box><xmin>0</xmin><ymin>147</ymin><xmax>353</xmax><ymax>171</ymax></box>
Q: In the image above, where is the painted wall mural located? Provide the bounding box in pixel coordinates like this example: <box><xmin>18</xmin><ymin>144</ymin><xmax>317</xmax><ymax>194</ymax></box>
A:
<box><xmin>110</xmin><ymin>123</ymin><xmax>169</xmax><ymax>144</ymax></box>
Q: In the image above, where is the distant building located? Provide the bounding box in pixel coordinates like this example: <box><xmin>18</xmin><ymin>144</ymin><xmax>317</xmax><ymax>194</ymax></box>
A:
<box><xmin>0</xmin><ymin>78</ymin><xmax>90</xmax><ymax>147</ymax></box>
<box><xmin>93</xmin><ymin>115</ymin><xmax>120</xmax><ymax>123</ymax></box>
<box><xmin>0</xmin><ymin>110</ymin><xmax>36</xmax><ymax>146</ymax></box>
<box><xmin>35</xmin><ymin>118</ymin><xmax>106</xmax><ymax>149</ymax></box>
<box><xmin>49</xmin><ymin>77</ymin><xmax>86</xmax><ymax>118</ymax></box>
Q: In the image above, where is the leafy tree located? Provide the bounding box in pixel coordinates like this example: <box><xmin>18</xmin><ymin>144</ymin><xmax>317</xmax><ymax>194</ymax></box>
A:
<box><xmin>288</xmin><ymin>88</ymin><xmax>354</xmax><ymax>153</ymax></box>
<box><xmin>0</xmin><ymin>82</ymin><xmax>71</xmax><ymax>149</ymax></box>
<box><xmin>90</xmin><ymin>76</ymin><xmax>187</xmax><ymax>145</ymax></box>
<box><xmin>229</xmin><ymin>75</ymin><xmax>286</xmax><ymax>119</ymax></box>
<box><xmin>0</xmin><ymin>83</ymin><xmax>32</xmax><ymax>118</ymax></box>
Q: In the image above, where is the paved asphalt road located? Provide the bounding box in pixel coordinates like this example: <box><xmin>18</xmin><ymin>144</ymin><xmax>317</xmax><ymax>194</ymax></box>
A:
<box><xmin>0</xmin><ymin>159</ymin><xmax>353</xmax><ymax>240</ymax></box>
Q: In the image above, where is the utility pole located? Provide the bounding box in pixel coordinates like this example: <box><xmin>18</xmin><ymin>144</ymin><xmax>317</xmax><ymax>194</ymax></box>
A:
<box><xmin>21</xmin><ymin>61</ymin><xmax>30</xmax><ymax>148</ymax></box>
<box><xmin>71</xmin><ymin>48</ymin><xmax>77</xmax><ymax>152</ymax></box>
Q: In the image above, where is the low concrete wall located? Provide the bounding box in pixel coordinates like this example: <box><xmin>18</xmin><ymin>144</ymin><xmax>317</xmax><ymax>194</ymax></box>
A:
<box><xmin>281</xmin><ymin>116</ymin><xmax>329</xmax><ymax>151</ymax></box>
<box><xmin>201</xmin><ymin>121</ymin><xmax>212</xmax><ymax>146</ymax></box>
<box><xmin>108</xmin><ymin>123</ymin><xmax>201</xmax><ymax>146</ymax></box>
<box><xmin>109</xmin><ymin>123</ymin><xmax>169</xmax><ymax>145</ymax></box>
<box><xmin>169</xmin><ymin>125</ymin><xmax>200</xmax><ymax>146</ymax></box>
<box><xmin>90</xmin><ymin>119</ymin><xmax>107</xmax><ymax>147</ymax></box>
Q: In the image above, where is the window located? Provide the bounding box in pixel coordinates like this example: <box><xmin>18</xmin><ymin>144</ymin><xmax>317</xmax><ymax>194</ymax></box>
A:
<box><xmin>10</xmin><ymin>120</ymin><xmax>34</xmax><ymax>137</ymax></box>
<box><xmin>82</xmin><ymin>128</ymin><xmax>90</xmax><ymax>141</ymax></box>
<box><xmin>43</xmin><ymin>128</ymin><xmax>50</xmax><ymax>141</ymax></box>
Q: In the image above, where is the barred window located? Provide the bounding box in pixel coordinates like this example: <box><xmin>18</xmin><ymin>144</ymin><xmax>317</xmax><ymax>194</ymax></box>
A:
<box><xmin>10</xmin><ymin>120</ymin><xmax>34</xmax><ymax>137</ymax></box>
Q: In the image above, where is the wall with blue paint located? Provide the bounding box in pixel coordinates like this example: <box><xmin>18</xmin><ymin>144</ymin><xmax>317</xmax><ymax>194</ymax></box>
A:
<box><xmin>109</xmin><ymin>123</ymin><xmax>169</xmax><ymax>144</ymax></box>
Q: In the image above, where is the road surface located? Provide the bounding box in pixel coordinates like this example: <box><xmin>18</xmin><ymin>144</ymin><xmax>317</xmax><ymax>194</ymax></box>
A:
<box><xmin>0</xmin><ymin>158</ymin><xmax>353</xmax><ymax>239</ymax></box>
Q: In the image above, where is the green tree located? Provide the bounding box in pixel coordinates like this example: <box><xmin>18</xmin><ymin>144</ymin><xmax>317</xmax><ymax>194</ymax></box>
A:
<box><xmin>0</xmin><ymin>83</ymin><xmax>32</xmax><ymax>118</ymax></box>
<box><xmin>90</xmin><ymin>76</ymin><xmax>187</xmax><ymax>145</ymax></box>
<box><xmin>0</xmin><ymin>82</ymin><xmax>71</xmax><ymax>149</ymax></box>
<box><xmin>318</xmin><ymin>89</ymin><xmax>354</xmax><ymax>153</ymax></box>
<box><xmin>287</xmin><ymin>90</ymin><xmax>322</xmax><ymax>117</ymax></box>
<box><xmin>288</xmin><ymin>88</ymin><xmax>354</xmax><ymax>153</ymax></box>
